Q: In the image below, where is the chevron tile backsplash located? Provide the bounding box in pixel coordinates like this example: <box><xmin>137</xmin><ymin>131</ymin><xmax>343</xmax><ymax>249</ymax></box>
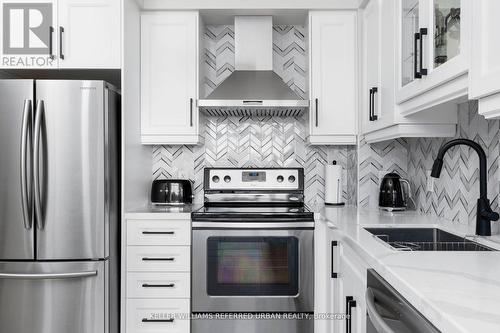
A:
<box><xmin>407</xmin><ymin>101</ymin><xmax>500</xmax><ymax>227</ymax></box>
<box><xmin>358</xmin><ymin>138</ymin><xmax>408</xmax><ymax>208</ymax></box>
<box><xmin>153</xmin><ymin>25</ymin><xmax>357</xmax><ymax>205</ymax></box>
<box><xmin>358</xmin><ymin>101</ymin><xmax>500</xmax><ymax>230</ymax></box>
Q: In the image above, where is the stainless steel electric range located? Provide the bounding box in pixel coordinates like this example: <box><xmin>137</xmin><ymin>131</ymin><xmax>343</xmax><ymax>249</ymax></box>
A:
<box><xmin>191</xmin><ymin>167</ymin><xmax>314</xmax><ymax>333</ymax></box>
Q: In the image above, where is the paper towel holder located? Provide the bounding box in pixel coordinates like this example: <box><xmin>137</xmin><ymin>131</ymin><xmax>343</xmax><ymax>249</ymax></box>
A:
<box><xmin>325</xmin><ymin>160</ymin><xmax>345</xmax><ymax>207</ymax></box>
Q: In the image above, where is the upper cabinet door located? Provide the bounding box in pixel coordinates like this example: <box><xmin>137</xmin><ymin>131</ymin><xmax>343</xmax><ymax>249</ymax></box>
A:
<box><xmin>362</xmin><ymin>0</ymin><xmax>381</xmax><ymax>132</ymax></box>
<box><xmin>469</xmin><ymin>0</ymin><xmax>500</xmax><ymax>100</ymax></box>
<box><xmin>0</xmin><ymin>0</ymin><xmax>58</xmax><ymax>69</ymax></box>
<box><xmin>309</xmin><ymin>11</ymin><xmax>357</xmax><ymax>145</ymax></box>
<box><xmin>400</xmin><ymin>0</ymin><xmax>422</xmax><ymax>89</ymax></box>
<box><xmin>58</xmin><ymin>0</ymin><xmax>121</xmax><ymax>68</ymax></box>
<box><xmin>396</xmin><ymin>0</ymin><xmax>469</xmax><ymax>105</ymax></box>
<box><xmin>141</xmin><ymin>12</ymin><xmax>201</xmax><ymax>145</ymax></box>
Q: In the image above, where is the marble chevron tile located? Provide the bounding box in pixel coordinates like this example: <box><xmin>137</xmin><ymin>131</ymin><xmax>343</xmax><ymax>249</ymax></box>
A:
<box><xmin>407</xmin><ymin>101</ymin><xmax>500</xmax><ymax>227</ymax></box>
<box><xmin>153</xmin><ymin>25</ymin><xmax>356</xmax><ymax>205</ymax></box>
<box><xmin>153</xmin><ymin>115</ymin><xmax>357</xmax><ymax>204</ymax></box>
<box><xmin>358</xmin><ymin>137</ymin><xmax>409</xmax><ymax>208</ymax></box>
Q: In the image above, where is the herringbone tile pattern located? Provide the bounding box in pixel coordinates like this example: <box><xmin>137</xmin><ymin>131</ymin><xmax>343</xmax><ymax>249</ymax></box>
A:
<box><xmin>153</xmin><ymin>25</ymin><xmax>357</xmax><ymax>205</ymax></box>
<box><xmin>407</xmin><ymin>101</ymin><xmax>500</xmax><ymax>227</ymax></box>
<box><xmin>358</xmin><ymin>138</ymin><xmax>408</xmax><ymax>208</ymax></box>
<box><xmin>153</xmin><ymin>115</ymin><xmax>357</xmax><ymax>204</ymax></box>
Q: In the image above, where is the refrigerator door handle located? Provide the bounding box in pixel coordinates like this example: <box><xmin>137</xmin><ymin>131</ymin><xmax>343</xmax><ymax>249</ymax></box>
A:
<box><xmin>33</xmin><ymin>100</ymin><xmax>44</xmax><ymax>230</ymax></box>
<box><xmin>0</xmin><ymin>271</ymin><xmax>98</xmax><ymax>280</ymax></box>
<box><xmin>20</xmin><ymin>99</ymin><xmax>32</xmax><ymax>230</ymax></box>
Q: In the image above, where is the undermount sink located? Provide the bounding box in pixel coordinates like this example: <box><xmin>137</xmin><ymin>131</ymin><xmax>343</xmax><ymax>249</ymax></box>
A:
<box><xmin>364</xmin><ymin>227</ymin><xmax>496</xmax><ymax>251</ymax></box>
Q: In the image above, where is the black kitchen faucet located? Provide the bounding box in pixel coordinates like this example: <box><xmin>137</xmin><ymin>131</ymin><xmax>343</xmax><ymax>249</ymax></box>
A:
<box><xmin>431</xmin><ymin>138</ymin><xmax>499</xmax><ymax>236</ymax></box>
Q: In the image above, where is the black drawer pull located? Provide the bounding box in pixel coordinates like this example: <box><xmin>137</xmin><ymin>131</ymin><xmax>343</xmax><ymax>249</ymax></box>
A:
<box><xmin>331</xmin><ymin>241</ymin><xmax>338</xmax><ymax>279</ymax></box>
<box><xmin>142</xmin><ymin>257</ymin><xmax>175</xmax><ymax>261</ymax></box>
<box><xmin>142</xmin><ymin>231</ymin><xmax>175</xmax><ymax>235</ymax></box>
<box><xmin>371</xmin><ymin>87</ymin><xmax>378</xmax><ymax>121</ymax></box>
<box><xmin>142</xmin><ymin>318</ymin><xmax>174</xmax><ymax>323</ymax></box>
<box><xmin>346</xmin><ymin>296</ymin><xmax>357</xmax><ymax>333</ymax></box>
<box><xmin>142</xmin><ymin>283</ymin><xmax>175</xmax><ymax>288</ymax></box>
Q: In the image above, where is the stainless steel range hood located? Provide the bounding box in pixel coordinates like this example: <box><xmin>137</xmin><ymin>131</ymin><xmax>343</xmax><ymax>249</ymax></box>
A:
<box><xmin>198</xmin><ymin>16</ymin><xmax>309</xmax><ymax>117</ymax></box>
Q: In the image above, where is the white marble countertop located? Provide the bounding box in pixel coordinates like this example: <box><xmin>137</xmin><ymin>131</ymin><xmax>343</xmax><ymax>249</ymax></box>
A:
<box><xmin>315</xmin><ymin>206</ymin><xmax>500</xmax><ymax>333</ymax></box>
<box><xmin>125</xmin><ymin>204</ymin><xmax>202</xmax><ymax>219</ymax></box>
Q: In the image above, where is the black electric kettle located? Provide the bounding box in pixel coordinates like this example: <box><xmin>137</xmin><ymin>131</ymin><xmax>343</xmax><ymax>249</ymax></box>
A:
<box><xmin>379</xmin><ymin>173</ymin><xmax>411</xmax><ymax>211</ymax></box>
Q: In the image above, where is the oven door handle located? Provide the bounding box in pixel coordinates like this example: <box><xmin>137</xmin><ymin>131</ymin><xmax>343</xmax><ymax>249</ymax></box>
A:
<box><xmin>192</xmin><ymin>222</ymin><xmax>315</xmax><ymax>229</ymax></box>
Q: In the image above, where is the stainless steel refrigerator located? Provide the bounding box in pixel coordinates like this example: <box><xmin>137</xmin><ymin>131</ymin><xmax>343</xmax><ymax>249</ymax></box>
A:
<box><xmin>0</xmin><ymin>80</ymin><xmax>120</xmax><ymax>333</ymax></box>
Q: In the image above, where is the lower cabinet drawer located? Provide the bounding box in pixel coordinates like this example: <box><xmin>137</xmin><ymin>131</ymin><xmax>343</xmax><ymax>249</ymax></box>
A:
<box><xmin>126</xmin><ymin>299</ymin><xmax>190</xmax><ymax>333</ymax></box>
<box><xmin>127</xmin><ymin>246</ymin><xmax>190</xmax><ymax>272</ymax></box>
<box><xmin>127</xmin><ymin>272</ymin><xmax>190</xmax><ymax>298</ymax></box>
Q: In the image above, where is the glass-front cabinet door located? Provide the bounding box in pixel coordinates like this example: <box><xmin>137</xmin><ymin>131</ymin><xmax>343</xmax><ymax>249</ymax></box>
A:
<box><xmin>397</xmin><ymin>0</ymin><xmax>468</xmax><ymax>104</ymax></box>
<box><xmin>401</xmin><ymin>0</ymin><xmax>422</xmax><ymax>87</ymax></box>
<box><xmin>433</xmin><ymin>0</ymin><xmax>461</xmax><ymax>69</ymax></box>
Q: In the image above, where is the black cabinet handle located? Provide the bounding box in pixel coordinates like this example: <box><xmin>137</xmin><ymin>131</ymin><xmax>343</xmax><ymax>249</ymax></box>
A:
<box><xmin>371</xmin><ymin>87</ymin><xmax>378</xmax><ymax>121</ymax></box>
<box><xmin>142</xmin><ymin>283</ymin><xmax>175</xmax><ymax>288</ymax></box>
<box><xmin>346</xmin><ymin>296</ymin><xmax>357</xmax><ymax>333</ymax></box>
<box><xmin>142</xmin><ymin>318</ymin><xmax>174</xmax><ymax>323</ymax></box>
<box><xmin>368</xmin><ymin>89</ymin><xmax>373</xmax><ymax>121</ymax></box>
<box><xmin>315</xmin><ymin>98</ymin><xmax>319</xmax><ymax>127</ymax></box>
<box><xmin>414</xmin><ymin>32</ymin><xmax>421</xmax><ymax>79</ymax></box>
<box><xmin>419</xmin><ymin>28</ymin><xmax>428</xmax><ymax>76</ymax></box>
<box><xmin>59</xmin><ymin>26</ymin><xmax>64</xmax><ymax>60</ymax></box>
<box><xmin>190</xmin><ymin>98</ymin><xmax>193</xmax><ymax>127</ymax></box>
<box><xmin>142</xmin><ymin>257</ymin><xmax>175</xmax><ymax>261</ymax></box>
<box><xmin>331</xmin><ymin>241</ymin><xmax>338</xmax><ymax>278</ymax></box>
<box><xmin>142</xmin><ymin>231</ymin><xmax>175</xmax><ymax>235</ymax></box>
<box><xmin>48</xmin><ymin>26</ymin><xmax>54</xmax><ymax>59</ymax></box>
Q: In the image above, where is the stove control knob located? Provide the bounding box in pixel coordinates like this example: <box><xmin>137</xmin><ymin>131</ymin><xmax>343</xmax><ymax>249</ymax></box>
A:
<box><xmin>212</xmin><ymin>175</ymin><xmax>220</xmax><ymax>183</ymax></box>
<box><xmin>277</xmin><ymin>175</ymin><xmax>284</xmax><ymax>183</ymax></box>
<box><xmin>288</xmin><ymin>175</ymin><xmax>296</xmax><ymax>183</ymax></box>
<box><xmin>224</xmin><ymin>175</ymin><xmax>231</xmax><ymax>183</ymax></box>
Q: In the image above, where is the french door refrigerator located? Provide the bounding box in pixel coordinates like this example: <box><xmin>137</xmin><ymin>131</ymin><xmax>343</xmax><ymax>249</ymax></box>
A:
<box><xmin>0</xmin><ymin>80</ymin><xmax>120</xmax><ymax>333</ymax></box>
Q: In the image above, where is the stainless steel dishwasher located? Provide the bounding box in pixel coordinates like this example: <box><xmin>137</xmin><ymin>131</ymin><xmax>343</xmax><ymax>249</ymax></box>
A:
<box><xmin>366</xmin><ymin>269</ymin><xmax>441</xmax><ymax>333</ymax></box>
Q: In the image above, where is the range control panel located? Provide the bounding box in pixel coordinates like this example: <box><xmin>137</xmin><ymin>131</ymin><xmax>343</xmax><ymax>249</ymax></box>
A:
<box><xmin>205</xmin><ymin>168</ymin><xmax>303</xmax><ymax>191</ymax></box>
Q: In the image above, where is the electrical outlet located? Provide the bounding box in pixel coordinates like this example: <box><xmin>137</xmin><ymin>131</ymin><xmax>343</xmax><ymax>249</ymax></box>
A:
<box><xmin>426</xmin><ymin>170</ymin><xmax>434</xmax><ymax>192</ymax></box>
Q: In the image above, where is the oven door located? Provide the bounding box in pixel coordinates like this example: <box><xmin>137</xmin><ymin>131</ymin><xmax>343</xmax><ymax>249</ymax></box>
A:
<box><xmin>192</xmin><ymin>225</ymin><xmax>314</xmax><ymax>313</ymax></box>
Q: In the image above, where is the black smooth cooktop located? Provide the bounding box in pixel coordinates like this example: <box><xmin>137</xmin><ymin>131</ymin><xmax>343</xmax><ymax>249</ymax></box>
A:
<box><xmin>191</xmin><ymin>205</ymin><xmax>314</xmax><ymax>222</ymax></box>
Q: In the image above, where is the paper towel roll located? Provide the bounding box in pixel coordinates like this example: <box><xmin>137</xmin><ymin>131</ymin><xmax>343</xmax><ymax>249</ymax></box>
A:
<box><xmin>325</xmin><ymin>162</ymin><xmax>345</xmax><ymax>205</ymax></box>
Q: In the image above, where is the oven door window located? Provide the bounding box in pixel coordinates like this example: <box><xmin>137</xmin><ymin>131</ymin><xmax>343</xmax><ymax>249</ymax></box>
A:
<box><xmin>207</xmin><ymin>237</ymin><xmax>299</xmax><ymax>296</ymax></box>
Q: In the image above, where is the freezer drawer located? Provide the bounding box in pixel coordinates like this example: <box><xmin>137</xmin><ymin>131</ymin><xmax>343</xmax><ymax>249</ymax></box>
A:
<box><xmin>0</xmin><ymin>261</ymin><xmax>107</xmax><ymax>333</ymax></box>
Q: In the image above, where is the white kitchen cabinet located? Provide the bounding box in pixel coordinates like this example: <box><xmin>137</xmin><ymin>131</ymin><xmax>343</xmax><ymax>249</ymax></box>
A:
<box><xmin>0</xmin><ymin>0</ymin><xmax>120</xmax><ymax>69</ymax></box>
<box><xmin>395</xmin><ymin>0</ymin><xmax>470</xmax><ymax>116</ymax></box>
<box><xmin>140</xmin><ymin>11</ymin><xmax>202</xmax><ymax>145</ymax></box>
<box><xmin>308</xmin><ymin>11</ymin><xmax>358</xmax><ymax>145</ymax></box>
<box><xmin>330</xmin><ymin>230</ymin><xmax>367</xmax><ymax>333</ymax></box>
<box><xmin>124</xmin><ymin>216</ymin><xmax>191</xmax><ymax>333</ymax></box>
<box><xmin>58</xmin><ymin>0</ymin><xmax>121</xmax><ymax>68</ymax></box>
<box><xmin>362</xmin><ymin>0</ymin><xmax>394</xmax><ymax>134</ymax></box>
<box><xmin>469</xmin><ymin>0</ymin><xmax>500</xmax><ymax>119</ymax></box>
<box><xmin>361</xmin><ymin>0</ymin><xmax>458</xmax><ymax>143</ymax></box>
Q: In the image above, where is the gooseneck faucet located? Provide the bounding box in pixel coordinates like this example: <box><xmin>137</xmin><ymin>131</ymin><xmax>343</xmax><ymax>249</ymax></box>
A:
<box><xmin>431</xmin><ymin>139</ymin><xmax>499</xmax><ymax>236</ymax></box>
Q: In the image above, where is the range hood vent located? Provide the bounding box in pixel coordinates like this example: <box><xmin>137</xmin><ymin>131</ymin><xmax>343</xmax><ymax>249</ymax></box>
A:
<box><xmin>198</xmin><ymin>16</ymin><xmax>309</xmax><ymax>117</ymax></box>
